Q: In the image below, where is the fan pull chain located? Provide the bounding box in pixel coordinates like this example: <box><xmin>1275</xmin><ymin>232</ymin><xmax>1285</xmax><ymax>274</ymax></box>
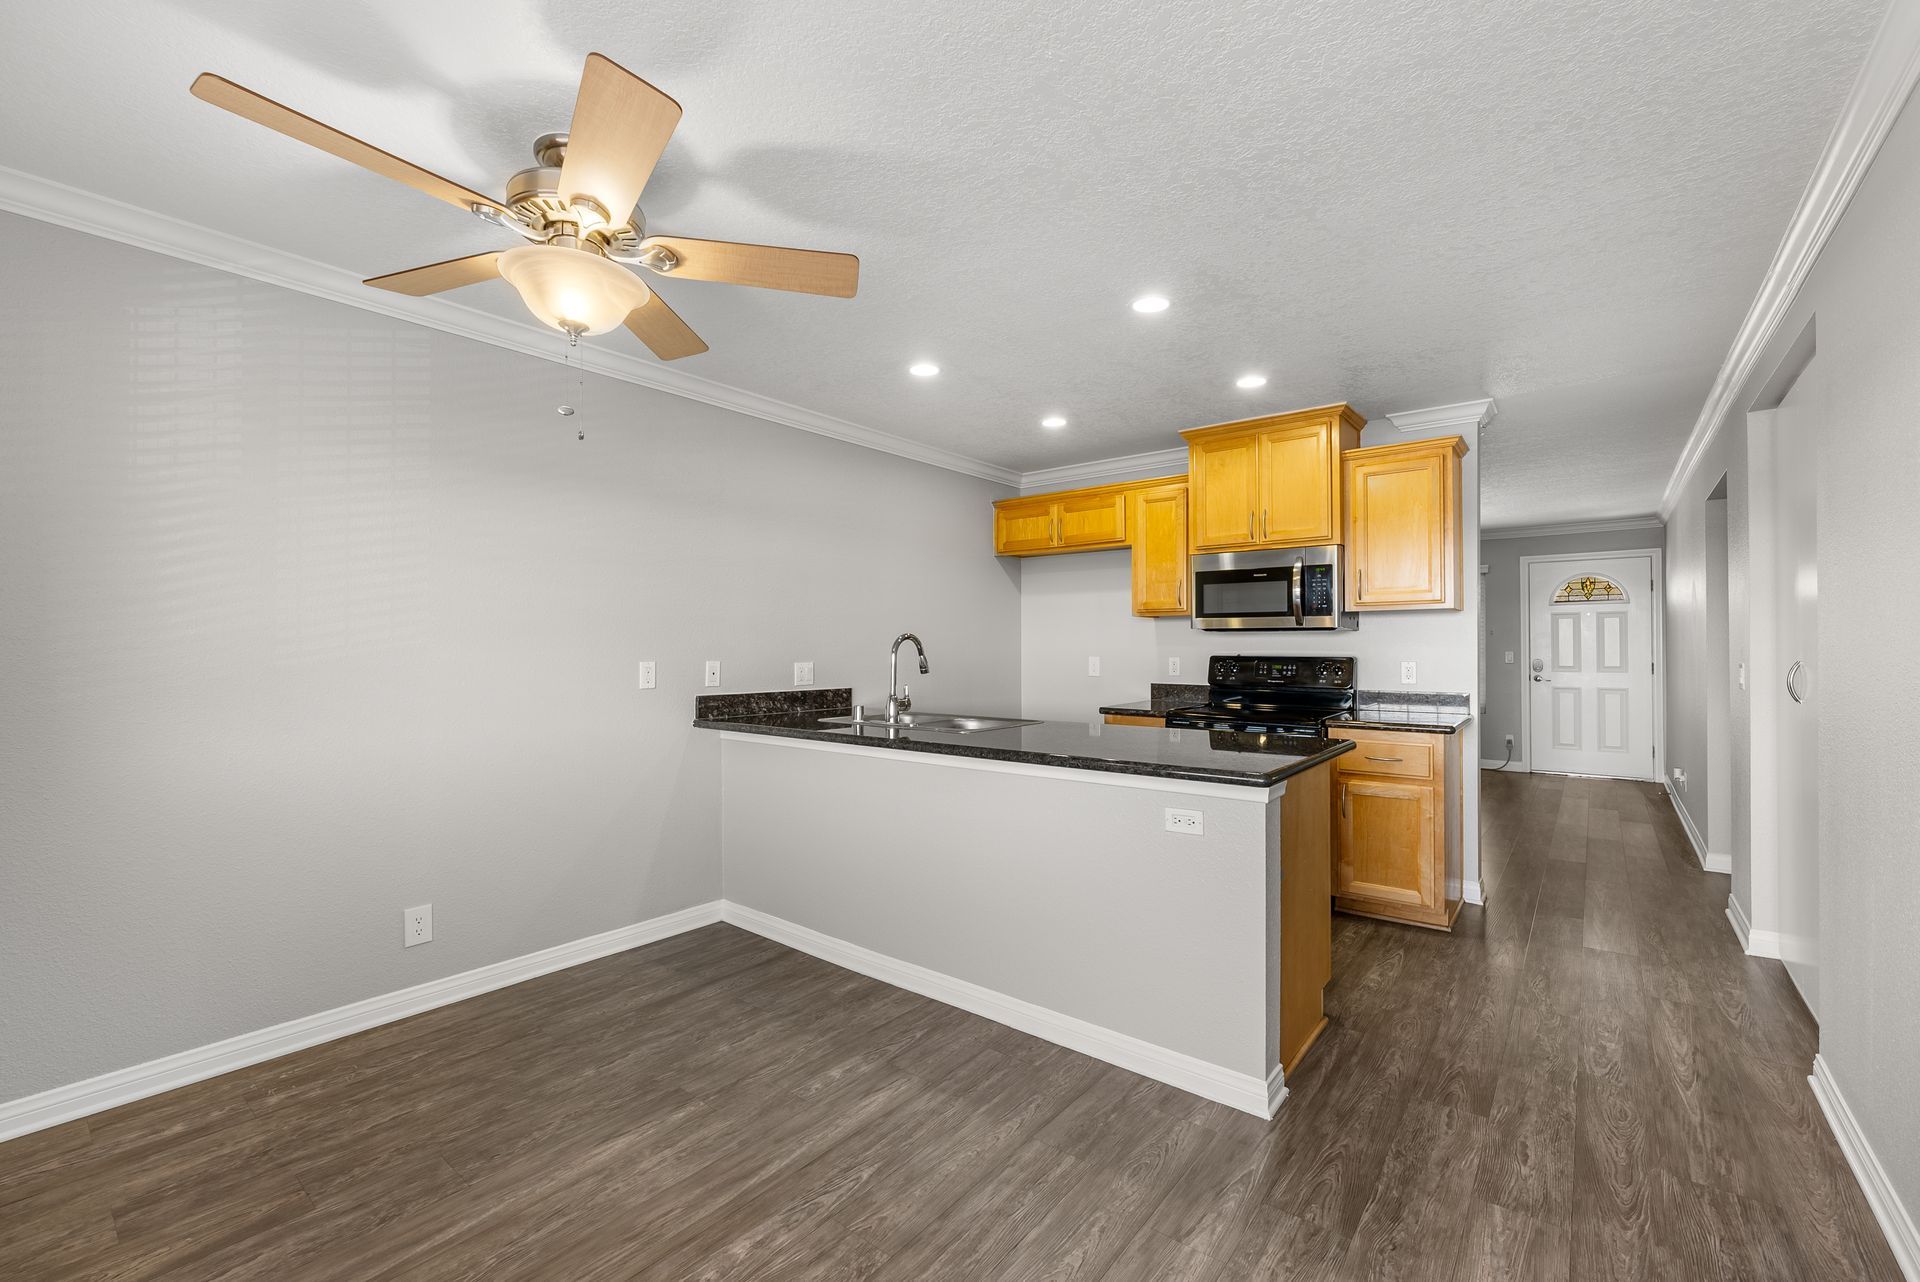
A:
<box><xmin>556</xmin><ymin>328</ymin><xmax>585</xmax><ymax>440</ymax></box>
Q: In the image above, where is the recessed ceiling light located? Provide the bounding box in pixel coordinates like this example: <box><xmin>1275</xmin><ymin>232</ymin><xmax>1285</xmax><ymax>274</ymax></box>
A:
<box><xmin>1131</xmin><ymin>294</ymin><xmax>1170</xmax><ymax>314</ymax></box>
<box><xmin>1041</xmin><ymin>415</ymin><xmax>1067</xmax><ymax>429</ymax></box>
<box><xmin>908</xmin><ymin>362</ymin><xmax>940</xmax><ymax>377</ymax></box>
<box><xmin>1235</xmin><ymin>374</ymin><xmax>1268</xmax><ymax>389</ymax></box>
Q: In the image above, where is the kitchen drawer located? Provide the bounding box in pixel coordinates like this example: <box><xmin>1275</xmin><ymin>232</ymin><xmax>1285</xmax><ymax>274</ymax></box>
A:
<box><xmin>1329</xmin><ymin>730</ymin><xmax>1435</xmax><ymax>781</ymax></box>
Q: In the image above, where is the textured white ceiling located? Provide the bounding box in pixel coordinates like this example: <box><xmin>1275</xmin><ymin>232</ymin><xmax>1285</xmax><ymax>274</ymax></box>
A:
<box><xmin>0</xmin><ymin>0</ymin><xmax>1882</xmax><ymax>526</ymax></box>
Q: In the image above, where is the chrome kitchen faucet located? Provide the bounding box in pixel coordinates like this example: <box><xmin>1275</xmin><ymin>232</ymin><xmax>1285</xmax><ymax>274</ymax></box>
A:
<box><xmin>888</xmin><ymin>633</ymin><xmax>929</xmax><ymax>721</ymax></box>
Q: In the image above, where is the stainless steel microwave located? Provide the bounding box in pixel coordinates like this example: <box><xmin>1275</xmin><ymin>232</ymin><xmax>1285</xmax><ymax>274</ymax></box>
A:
<box><xmin>1191</xmin><ymin>545</ymin><xmax>1356</xmax><ymax>631</ymax></box>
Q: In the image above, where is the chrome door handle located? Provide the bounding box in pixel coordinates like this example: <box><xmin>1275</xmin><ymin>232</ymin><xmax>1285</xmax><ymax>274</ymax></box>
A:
<box><xmin>1787</xmin><ymin>660</ymin><xmax>1807</xmax><ymax>703</ymax></box>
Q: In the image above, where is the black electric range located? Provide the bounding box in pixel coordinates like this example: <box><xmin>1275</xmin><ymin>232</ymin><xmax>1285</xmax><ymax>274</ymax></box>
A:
<box><xmin>1163</xmin><ymin>654</ymin><xmax>1356</xmax><ymax>735</ymax></box>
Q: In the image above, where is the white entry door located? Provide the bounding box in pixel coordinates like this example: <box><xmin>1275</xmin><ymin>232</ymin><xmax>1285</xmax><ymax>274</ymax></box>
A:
<box><xmin>1526</xmin><ymin>554</ymin><xmax>1657</xmax><ymax>779</ymax></box>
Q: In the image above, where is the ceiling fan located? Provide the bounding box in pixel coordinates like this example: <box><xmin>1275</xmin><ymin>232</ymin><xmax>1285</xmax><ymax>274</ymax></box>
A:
<box><xmin>189</xmin><ymin>54</ymin><xmax>859</xmax><ymax>359</ymax></box>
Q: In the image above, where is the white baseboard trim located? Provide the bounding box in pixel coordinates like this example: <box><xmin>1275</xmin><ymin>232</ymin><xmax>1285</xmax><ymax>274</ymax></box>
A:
<box><xmin>1665</xmin><ymin>781</ymin><xmax>1731</xmax><ymax>873</ymax></box>
<box><xmin>1726</xmin><ymin>892</ymin><xmax>1753</xmax><ymax>950</ymax></box>
<box><xmin>1266</xmin><ymin>1063</ymin><xmax>1288</xmax><ymax>1117</ymax></box>
<box><xmin>1462</xmin><ymin>880</ymin><xmax>1487</xmax><ymax>907</ymax></box>
<box><xmin>1810</xmin><ymin>1054</ymin><xmax>1920</xmax><ymax>1281</ymax></box>
<box><xmin>720</xmin><ymin>901</ymin><xmax>1278</xmax><ymax>1119</ymax></box>
<box><xmin>0</xmin><ymin>900</ymin><xmax>724</xmax><ymax>1143</ymax></box>
<box><xmin>1724</xmin><ymin>891</ymin><xmax>1785</xmax><ymax>960</ymax></box>
<box><xmin>1478</xmin><ymin>758</ymin><xmax>1529</xmax><ymax>772</ymax></box>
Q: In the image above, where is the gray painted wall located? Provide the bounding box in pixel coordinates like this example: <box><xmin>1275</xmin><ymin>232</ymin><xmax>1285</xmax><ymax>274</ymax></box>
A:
<box><xmin>0</xmin><ymin>217</ymin><xmax>1023</xmax><ymax>1101</ymax></box>
<box><xmin>1017</xmin><ymin>421</ymin><xmax>1485</xmax><ymax>895</ymax></box>
<box><xmin>1478</xmin><ymin>525</ymin><xmax>1667</xmax><ymax>772</ymax></box>
<box><xmin>1666</xmin><ymin>81</ymin><xmax>1920</xmax><ymax>1226</ymax></box>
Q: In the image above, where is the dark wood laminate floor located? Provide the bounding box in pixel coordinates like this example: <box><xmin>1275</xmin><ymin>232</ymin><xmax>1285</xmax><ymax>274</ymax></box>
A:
<box><xmin>2</xmin><ymin>772</ymin><xmax>1901</xmax><ymax>1280</ymax></box>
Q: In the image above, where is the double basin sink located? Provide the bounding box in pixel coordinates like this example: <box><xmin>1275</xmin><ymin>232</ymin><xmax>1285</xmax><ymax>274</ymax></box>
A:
<box><xmin>820</xmin><ymin>711</ymin><xmax>1039</xmax><ymax>735</ymax></box>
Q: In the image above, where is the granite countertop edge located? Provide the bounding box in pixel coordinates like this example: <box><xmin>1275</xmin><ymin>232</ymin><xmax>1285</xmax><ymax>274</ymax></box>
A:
<box><xmin>1329</xmin><ymin>709</ymin><xmax>1475</xmax><ymax>734</ymax></box>
<box><xmin>695</xmin><ymin>712</ymin><xmax>1354</xmax><ymax>788</ymax></box>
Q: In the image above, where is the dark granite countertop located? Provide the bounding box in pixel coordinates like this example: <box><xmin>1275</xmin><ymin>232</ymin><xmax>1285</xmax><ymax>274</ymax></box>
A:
<box><xmin>1096</xmin><ymin>683</ymin><xmax>1211</xmax><ymax>718</ymax></box>
<box><xmin>695</xmin><ymin>698</ymin><xmax>1352</xmax><ymax>789</ymax></box>
<box><xmin>1327</xmin><ymin>707</ymin><xmax>1474</xmax><ymax>734</ymax></box>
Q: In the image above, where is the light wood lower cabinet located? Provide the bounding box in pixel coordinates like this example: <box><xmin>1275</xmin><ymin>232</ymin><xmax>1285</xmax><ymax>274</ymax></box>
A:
<box><xmin>993</xmin><ymin>476</ymin><xmax>1189</xmax><ymax>618</ymax></box>
<box><xmin>1279</xmin><ymin>762</ymin><xmax>1333</xmax><ymax>1076</ymax></box>
<box><xmin>1327</xmin><ymin>726</ymin><xmax>1462</xmax><ymax>930</ymax></box>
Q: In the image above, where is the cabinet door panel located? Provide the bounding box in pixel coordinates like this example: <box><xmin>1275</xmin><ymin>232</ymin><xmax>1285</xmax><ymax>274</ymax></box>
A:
<box><xmin>1258</xmin><ymin>420</ymin><xmax>1336</xmax><ymax>546</ymax></box>
<box><xmin>1131</xmin><ymin>485</ymin><xmax>1189</xmax><ymax>616</ymax></box>
<box><xmin>994</xmin><ymin>500</ymin><xmax>1057</xmax><ymax>554</ymax></box>
<box><xmin>1350</xmin><ymin>454</ymin><xmax>1447</xmax><ymax>605</ymax></box>
<box><xmin>1190</xmin><ymin>434</ymin><xmax>1259</xmax><ymax>550</ymax></box>
<box><xmin>1336</xmin><ymin>778</ymin><xmax>1439</xmax><ymax>909</ymax></box>
<box><xmin>1057</xmin><ymin>491</ymin><xmax>1127</xmax><ymax>549</ymax></box>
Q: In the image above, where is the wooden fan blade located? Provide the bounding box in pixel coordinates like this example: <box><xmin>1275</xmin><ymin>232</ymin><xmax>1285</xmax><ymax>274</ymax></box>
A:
<box><xmin>558</xmin><ymin>53</ymin><xmax>681</xmax><ymax>226</ymax></box>
<box><xmin>364</xmin><ymin>252</ymin><xmax>503</xmax><ymax>296</ymax></box>
<box><xmin>623</xmin><ymin>292</ymin><xmax>708</xmax><ymax>361</ymax></box>
<box><xmin>191</xmin><ymin>73</ymin><xmax>505</xmax><ymax>216</ymax></box>
<box><xmin>639</xmin><ymin>236</ymin><xmax>858</xmax><ymax>297</ymax></box>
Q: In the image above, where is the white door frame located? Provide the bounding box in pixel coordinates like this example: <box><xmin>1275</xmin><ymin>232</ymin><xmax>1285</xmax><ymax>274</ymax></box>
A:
<box><xmin>1516</xmin><ymin>549</ymin><xmax>1666</xmax><ymax>779</ymax></box>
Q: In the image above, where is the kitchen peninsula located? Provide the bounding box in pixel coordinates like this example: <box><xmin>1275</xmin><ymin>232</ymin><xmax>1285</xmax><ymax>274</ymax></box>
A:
<box><xmin>696</xmin><ymin>688</ymin><xmax>1351</xmax><ymax>1116</ymax></box>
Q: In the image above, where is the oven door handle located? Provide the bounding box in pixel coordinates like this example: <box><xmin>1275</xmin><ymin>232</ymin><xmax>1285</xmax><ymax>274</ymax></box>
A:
<box><xmin>1291</xmin><ymin>560</ymin><xmax>1305</xmax><ymax>628</ymax></box>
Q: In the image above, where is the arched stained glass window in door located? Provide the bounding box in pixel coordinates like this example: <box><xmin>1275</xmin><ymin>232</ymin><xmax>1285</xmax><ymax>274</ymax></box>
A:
<box><xmin>1551</xmin><ymin>574</ymin><xmax>1628</xmax><ymax>605</ymax></box>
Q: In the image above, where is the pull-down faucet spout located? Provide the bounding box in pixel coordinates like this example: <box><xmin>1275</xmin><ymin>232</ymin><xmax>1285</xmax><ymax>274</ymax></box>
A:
<box><xmin>888</xmin><ymin>633</ymin><xmax>929</xmax><ymax>720</ymax></box>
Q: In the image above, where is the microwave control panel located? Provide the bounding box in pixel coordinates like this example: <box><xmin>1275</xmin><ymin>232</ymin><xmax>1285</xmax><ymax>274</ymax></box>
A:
<box><xmin>1301</xmin><ymin>564</ymin><xmax>1337</xmax><ymax>616</ymax></box>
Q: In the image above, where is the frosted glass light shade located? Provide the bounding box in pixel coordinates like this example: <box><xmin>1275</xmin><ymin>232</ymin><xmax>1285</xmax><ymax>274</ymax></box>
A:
<box><xmin>498</xmin><ymin>244</ymin><xmax>652</xmax><ymax>336</ymax></box>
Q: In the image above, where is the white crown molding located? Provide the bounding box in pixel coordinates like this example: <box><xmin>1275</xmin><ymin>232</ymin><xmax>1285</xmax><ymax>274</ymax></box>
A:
<box><xmin>1018</xmin><ymin>446</ymin><xmax>1188</xmax><ymax>493</ymax></box>
<box><xmin>0</xmin><ymin>166</ymin><xmax>1021</xmax><ymax>488</ymax></box>
<box><xmin>1660</xmin><ymin>2</ymin><xmax>1920</xmax><ymax>519</ymax></box>
<box><xmin>722</xmin><ymin>901</ymin><xmax>1279</xmax><ymax>1117</ymax></box>
<box><xmin>1384</xmin><ymin>398</ymin><xmax>1498</xmax><ymax>434</ymax></box>
<box><xmin>1811</xmin><ymin>1053</ymin><xmax>1920</xmax><ymax>1281</ymax></box>
<box><xmin>0</xmin><ymin>900</ymin><xmax>723</xmax><ymax>1142</ymax></box>
<box><xmin>1482</xmin><ymin>515</ymin><xmax>1665</xmax><ymax>541</ymax></box>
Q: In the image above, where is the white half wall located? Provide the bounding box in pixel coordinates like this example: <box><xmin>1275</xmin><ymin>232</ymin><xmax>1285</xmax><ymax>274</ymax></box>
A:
<box><xmin>0</xmin><ymin>215</ymin><xmax>1023</xmax><ymax>1102</ymax></box>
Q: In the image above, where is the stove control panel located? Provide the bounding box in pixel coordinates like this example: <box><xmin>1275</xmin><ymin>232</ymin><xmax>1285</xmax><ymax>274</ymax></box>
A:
<box><xmin>1206</xmin><ymin>655</ymin><xmax>1354</xmax><ymax>691</ymax></box>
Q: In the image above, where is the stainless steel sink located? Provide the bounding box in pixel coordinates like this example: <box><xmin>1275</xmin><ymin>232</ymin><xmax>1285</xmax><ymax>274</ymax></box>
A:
<box><xmin>821</xmin><ymin>712</ymin><xmax>1038</xmax><ymax>734</ymax></box>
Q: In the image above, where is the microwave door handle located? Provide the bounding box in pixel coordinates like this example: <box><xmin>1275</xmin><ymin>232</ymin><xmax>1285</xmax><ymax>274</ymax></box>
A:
<box><xmin>1291</xmin><ymin>561</ymin><xmax>1305</xmax><ymax>628</ymax></box>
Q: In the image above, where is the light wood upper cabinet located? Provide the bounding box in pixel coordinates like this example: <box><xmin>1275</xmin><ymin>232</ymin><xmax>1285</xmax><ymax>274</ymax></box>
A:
<box><xmin>1182</xmin><ymin>405</ymin><xmax>1365</xmax><ymax>551</ymax></box>
<box><xmin>992</xmin><ymin>477</ymin><xmax>1189</xmax><ymax>618</ymax></box>
<box><xmin>1188</xmin><ymin>432</ymin><xmax>1260</xmax><ymax>550</ymax></box>
<box><xmin>1344</xmin><ymin>435</ymin><xmax>1468</xmax><ymax>610</ymax></box>
<box><xmin>1056</xmin><ymin>489</ymin><xmax>1128</xmax><ymax>549</ymax></box>
<box><xmin>1130</xmin><ymin>482</ymin><xmax>1189</xmax><ymax>616</ymax></box>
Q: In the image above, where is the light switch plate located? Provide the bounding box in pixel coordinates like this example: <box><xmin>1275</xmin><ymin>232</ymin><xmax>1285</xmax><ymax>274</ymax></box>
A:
<box><xmin>793</xmin><ymin>661</ymin><xmax>814</xmax><ymax>686</ymax></box>
<box><xmin>703</xmin><ymin>660</ymin><xmax>721</xmax><ymax>688</ymax></box>
<box><xmin>637</xmin><ymin>660</ymin><xmax>656</xmax><ymax>690</ymax></box>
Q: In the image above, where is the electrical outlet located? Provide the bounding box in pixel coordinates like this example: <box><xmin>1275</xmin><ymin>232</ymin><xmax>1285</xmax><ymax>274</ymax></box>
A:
<box><xmin>1737</xmin><ymin>662</ymin><xmax>1747</xmax><ymax>690</ymax></box>
<box><xmin>1672</xmin><ymin>767</ymin><xmax>1687</xmax><ymax>789</ymax></box>
<box><xmin>404</xmin><ymin>904</ymin><xmax>432</xmax><ymax>948</ymax></box>
<box><xmin>1164</xmin><ymin>808</ymin><xmax>1203</xmax><ymax>835</ymax></box>
<box><xmin>1088</xmin><ymin>656</ymin><xmax>1102</xmax><ymax>677</ymax></box>
<box><xmin>1505</xmin><ymin>734</ymin><xmax>1515</xmax><ymax>751</ymax></box>
<box><xmin>1400</xmin><ymin>661</ymin><xmax>1417</xmax><ymax>684</ymax></box>
<box><xmin>1167</xmin><ymin>657</ymin><xmax>1181</xmax><ymax>677</ymax></box>
<box><xmin>1503</xmin><ymin>651</ymin><xmax>1514</xmax><ymax>664</ymax></box>
<box><xmin>703</xmin><ymin>660</ymin><xmax>721</xmax><ymax>688</ymax></box>
<box><xmin>637</xmin><ymin>660</ymin><xmax>656</xmax><ymax>690</ymax></box>
<box><xmin>793</xmin><ymin>661</ymin><xmax>814</xmax><ymax>686</ymax></box>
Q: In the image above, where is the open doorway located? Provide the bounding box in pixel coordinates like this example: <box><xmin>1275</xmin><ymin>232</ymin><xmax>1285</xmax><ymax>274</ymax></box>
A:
<box><xmin>1704</xmin><ymin>476</ymin><xmax>1732</xmax><ymax>871</ymax></box>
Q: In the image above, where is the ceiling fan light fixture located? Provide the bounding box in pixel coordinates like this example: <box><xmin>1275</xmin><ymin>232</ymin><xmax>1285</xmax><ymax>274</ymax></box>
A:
<box><xmin>498</xmin><ymin>243</ymin><xmax>652</xmax><ymax>336</ymax></box>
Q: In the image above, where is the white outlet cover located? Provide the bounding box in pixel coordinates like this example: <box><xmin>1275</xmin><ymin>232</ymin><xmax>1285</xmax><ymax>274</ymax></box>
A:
<box><xmin>1167</xmin><ymin>657</ymin><xmax>1181</xmax><ymax>676</ymax></box>
<box><xmin>793</xmin><ymin>661</ymin><xmax>815</xmax><ymax>686</ymax></box>
<box><xmin>704</xmin><ymin>660</ymin><xmax>721</xmax><ymax>688</ymax></box>
<box><xmin>637</xmin><ymin>660</ymin><xmax>656</xmax><ymax>690</ymax></box>
<box><xmin>404</xmin><ymin>903</ymin><xmax>433</xmax><ymax>947</ymax></box>
<box><xmin>1503</xmin><ymin>651</ymin><xmax>1514</xmax><ymax>664</ymax></box>
<box><xmin>1400</xmin><ymin>661</ymin><xmax>1417</xmax><ymax>684</ymax></box>
<box><xmin>1164</xmin><ymin>807</ymin><xmax>1203</xmax><ymax>835</ymax></box>
<box><xmin>1088</xmin><ymin>656</ymin><xmax>1102</xmax><ymax>677</ymax></box>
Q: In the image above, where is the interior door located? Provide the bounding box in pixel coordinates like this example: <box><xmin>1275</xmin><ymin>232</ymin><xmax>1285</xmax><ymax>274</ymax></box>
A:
<box><xmin>1527</xmin><ymin>554</ymin><xmax>1656</xmax><ymax>778</ymax></box>
<box><xmin>1774</xmin><ymin>371</ymin><xmax>1820</xmax><ymax>1014</ymax></box>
